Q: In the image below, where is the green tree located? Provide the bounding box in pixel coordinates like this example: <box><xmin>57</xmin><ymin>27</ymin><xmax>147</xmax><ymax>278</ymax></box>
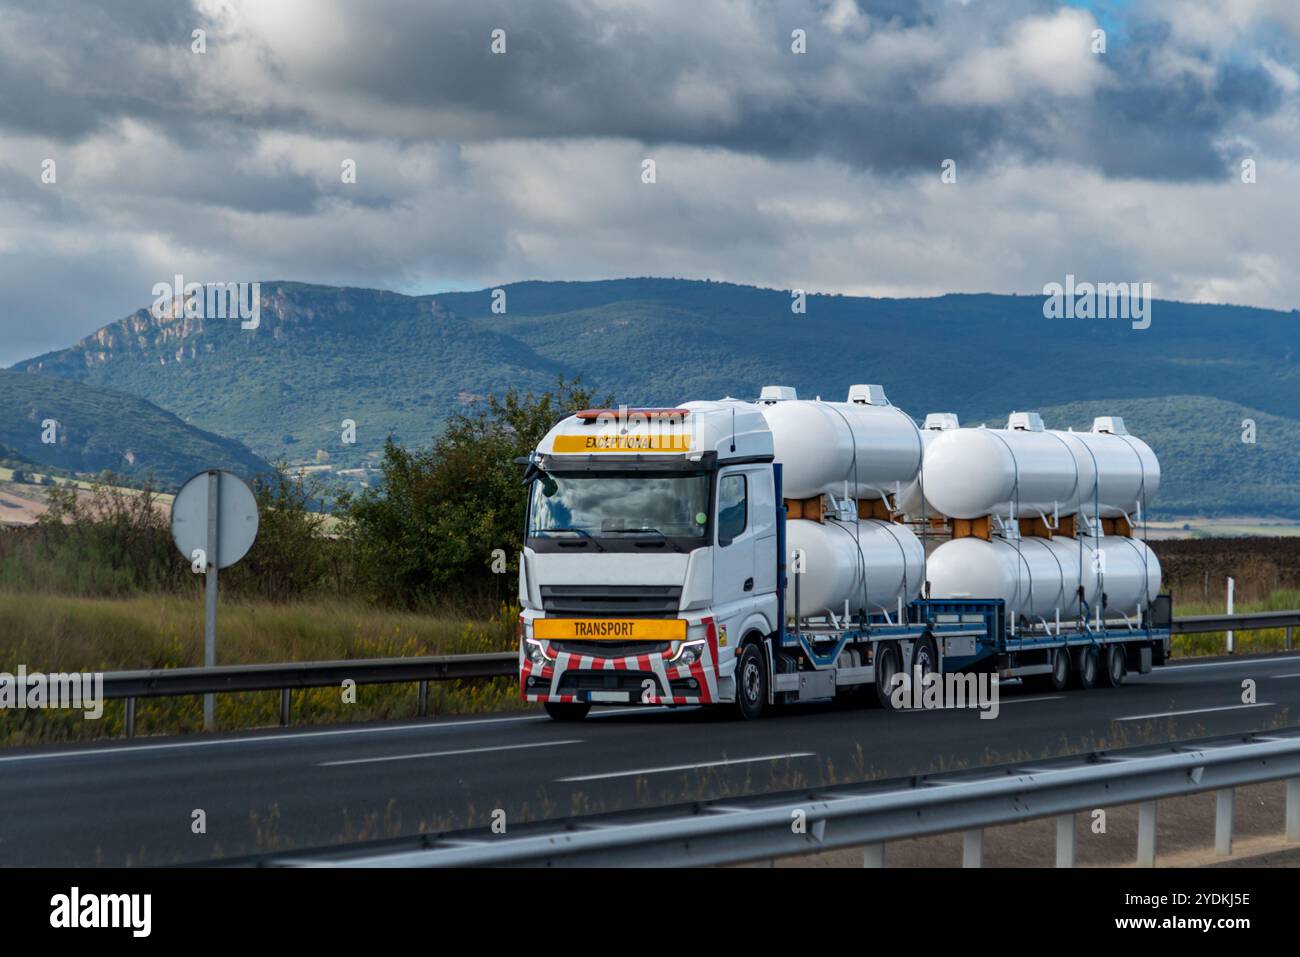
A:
<box><xmin>340</xmin><ymin>378</ymin><xmax>606</xmax><ymax>608</ymax></box>
<box><xmin>222</xmin><ymin>466</ymin><xmax>343</xmax><ymax>601</ymax></box>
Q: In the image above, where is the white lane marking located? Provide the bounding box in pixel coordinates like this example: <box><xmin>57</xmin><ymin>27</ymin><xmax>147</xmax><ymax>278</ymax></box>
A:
<box><xmin>0</xmin><ymin>714</ymin><xmax>549</xmax><ymax>765</ymax></box>
<box><xmin>1162</xmin><ymin>655</ymin><xmax>1300</xmax><ymax>671</ymax></box>
<box><xmin>1114</xmin><ymin>703</ymin><xmax>1276</xmax><ymax>722</ymax></box>
<box><xmin>319</xmin><ymin>739</ymin><xmax>581</xmax><ymax>767</ymax></box>
<box><xmin>1270</xmin><ymin>673</ymin><xmax>1300</xmax><ymax>679</ymax></box>
<box><xmin>557</xmin><ymin>752</ymin><xmax>815</xmax><ymax>782</ymax></box>
<box><xmin>587</xmin><ymin>706</ymin><xmax>679</xmax><ymax>718</ymax></box>
<box><xmin>998</xmin><ymin>695</ymin><xmax>1065</xmax><ymax>704</ymax></box>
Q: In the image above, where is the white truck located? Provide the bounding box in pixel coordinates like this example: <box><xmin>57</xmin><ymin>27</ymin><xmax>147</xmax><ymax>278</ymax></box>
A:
<box><xmin>517</xmin><ymin>387</ymin><xmax>1171</xmax><ymax>720</ymax></box>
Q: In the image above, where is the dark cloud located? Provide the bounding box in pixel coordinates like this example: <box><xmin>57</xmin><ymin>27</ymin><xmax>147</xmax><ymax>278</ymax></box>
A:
<box><xmin>0</xmin><ymin>0</ymin><xmax>1293</xmax><ymax>179</ymax></box>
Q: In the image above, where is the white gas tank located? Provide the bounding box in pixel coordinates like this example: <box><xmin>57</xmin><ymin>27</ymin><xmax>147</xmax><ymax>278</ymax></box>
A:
<box><xmin>920</xmin><ymin>413</ymin><xmax>1086</xmax><ymax>520</ymax></box>
<box><xmin>785</xmin><ymin>518</ymin><xmax>925</xmax><ymax>618</ymax></box>
<box><xmin>760</xmin><ymin>386</ymin><xmax>923</xmax><ymax>501</ymax></box>
<box><xmin>1095</xmin><ymin>535</ymin><xmax>1162</xmax><ymax>618</ymax></box>
<box><xmin>927</xmin><ymin>536</ymin><xmax>1082</xmax><ymax>622</ymax></box>
<box><xmin>928</xmin><ymin>534</ymin><xmax>1160</xmax><ymax>622</ymax></box>
<box><xmin>897</xmin><ymin>412</ymin><xmax>959</xmax><ymax>519</ymax></box>
<box><xmin>1052</xmin><ymin>418</ymin><xmax>1161</xmax><ymax>518</ymax></box>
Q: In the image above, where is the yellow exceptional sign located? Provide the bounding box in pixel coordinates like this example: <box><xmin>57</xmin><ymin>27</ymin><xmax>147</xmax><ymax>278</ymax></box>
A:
<box><xmin>552</xmin><ymin>433</ymin><xmax>691</xmax><ymax>453</ymax></box>
<box><xmin>533</xmin><ymin>618</ymin><xmax>687</xmax><ymax>641</ymax></box>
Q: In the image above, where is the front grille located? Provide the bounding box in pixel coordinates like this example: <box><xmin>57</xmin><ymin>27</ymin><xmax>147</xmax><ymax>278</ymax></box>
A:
<box><xmin>552</xmin><ymin>641</ymin><xmax>672</xmax><ymax>657</ymax></box>
<box><xmin>541</xmin><ymin>584</ymin><xmax>682</xmax><ymax>616</ymax></box>
<box><xmin>556</xmin><ymin>671</ymin><xmax>661</xmax><ymax>693</ymax></box>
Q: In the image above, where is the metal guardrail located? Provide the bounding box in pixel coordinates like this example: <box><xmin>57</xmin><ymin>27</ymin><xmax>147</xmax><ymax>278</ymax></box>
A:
<box><xmin>266</xmin><ymin>731</ymin><xmax>1300</xmax><ymax>868</ymax></box>
<box><xmin>1171</xmin><ymin>610</ymin><xmax>1300</xmax><ymax>638</ymax></box>
<box><xmin>107</xmin><ymin>653</ymin><xmax>516</xmax><ymax>736</ymax></box>
<box><xmin>100</xmin><ymin>611</ymin><xmax>1297</xmax><ymax>736</ymax></box>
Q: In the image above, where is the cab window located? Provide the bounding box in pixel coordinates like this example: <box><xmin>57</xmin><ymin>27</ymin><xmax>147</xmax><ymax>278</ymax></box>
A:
<box><xmin>717</xmin><ymin>474</ymin><xmax>747</xmax><ymax>545</ymax></box>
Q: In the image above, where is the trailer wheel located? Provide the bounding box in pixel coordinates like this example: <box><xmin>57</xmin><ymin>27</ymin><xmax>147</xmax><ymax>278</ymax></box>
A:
<box><xmin>1099</xmin><ymin>645</ymin><xmax>1126</xmax><ymax>688</ymax></box>
<box><xmin>731</xmin><ymin>642</ymin><xmax>767</xmax><ymax>720</ymax></box>
<box><xmin>1071</xmin><ymin>647</ymin><xmax>1098</xmax><ymax>690</ymax></box>
<box><xmin>1028</xmin><ymin>647</ymin><xmax>1070</xmax><ymax>692</ymax></box>
<box><xmin>544</xmin><ymin>701</ymin><xmax>591</xmax><ymax>722</ymax></box>
<box><xmin>874</xmin><ymin>642</ymin><xmax>904</xmax><ymax>710</ymax></box>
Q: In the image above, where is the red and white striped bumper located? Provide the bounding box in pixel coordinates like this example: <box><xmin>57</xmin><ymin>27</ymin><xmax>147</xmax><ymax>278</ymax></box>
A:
<box><xmin>520</xmin><ymin>617</ymin><xmax>722</xmax><ymax>706</ymax></box>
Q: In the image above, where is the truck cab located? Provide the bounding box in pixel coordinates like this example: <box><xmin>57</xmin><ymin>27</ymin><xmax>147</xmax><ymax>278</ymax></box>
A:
<box><xmin>518</xmin><ymin>402</ymin><xmax>779</xmax><ymax>720</ymax></box>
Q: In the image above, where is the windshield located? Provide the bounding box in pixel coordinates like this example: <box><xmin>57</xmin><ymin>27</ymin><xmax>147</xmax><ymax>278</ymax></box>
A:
<box><xmin>528</xmin><ymin>472</ymin><xmax>710</xmax><ymax>540</ymax></box>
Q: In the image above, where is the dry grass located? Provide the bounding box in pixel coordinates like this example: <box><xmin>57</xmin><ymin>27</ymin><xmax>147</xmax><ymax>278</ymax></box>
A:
<box><xmin>0</xmin><ymin>591</ymin><xmax>525</xmax><ymax>746</ymax></box>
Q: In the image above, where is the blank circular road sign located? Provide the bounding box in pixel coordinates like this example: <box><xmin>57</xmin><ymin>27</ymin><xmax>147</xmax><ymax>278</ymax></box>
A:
<box><xmin>170</xmin><ymin>470</ymin><xmax>259</xmax><ymax>569</ymax></box>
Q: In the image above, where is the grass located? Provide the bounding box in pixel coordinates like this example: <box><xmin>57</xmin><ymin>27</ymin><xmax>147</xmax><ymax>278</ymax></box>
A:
<box><xmin>1169</xmin><ymin>588</ymin><xmax>1300</xmax><ymax>657</ymax></box>
<box><xmin>0</xmin><ymin>591</ymin><xmax>525</xmax><ymax>746</ymax></box>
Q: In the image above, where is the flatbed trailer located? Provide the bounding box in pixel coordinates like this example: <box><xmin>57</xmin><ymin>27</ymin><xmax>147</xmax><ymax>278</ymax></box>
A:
<box><xmin>767</xmin><ymin>463</ymin><xmax>1172</xmax><ymax>708</ymax></box>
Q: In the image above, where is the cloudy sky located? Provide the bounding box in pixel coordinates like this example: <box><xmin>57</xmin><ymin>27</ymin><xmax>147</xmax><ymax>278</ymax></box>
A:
<box><xmin>1</xmin><ymin>0</ymin><xmax>1298</xmax><ymax>366</ymax></box>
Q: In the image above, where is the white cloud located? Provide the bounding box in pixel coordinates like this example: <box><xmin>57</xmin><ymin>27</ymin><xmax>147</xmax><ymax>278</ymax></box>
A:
<box><xmin>930</xmin><ymin>8</ymin><xmax>1108</xmax><ymax>105</ymax></box>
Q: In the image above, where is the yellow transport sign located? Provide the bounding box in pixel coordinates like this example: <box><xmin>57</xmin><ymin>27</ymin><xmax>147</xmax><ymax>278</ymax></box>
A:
<box><xmin>533</xmin><ymin>618</ymin><xmax>687</xmax><ymax>640</ymax></box>
<box><xmin>552</xmin><ymin>433</ymin><xmax>690</xmax><ymax>453</ymax></box>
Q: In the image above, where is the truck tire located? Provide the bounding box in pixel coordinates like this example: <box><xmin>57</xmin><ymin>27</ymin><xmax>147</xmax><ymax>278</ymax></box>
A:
<box><xmin>731</xmin><ymin>642</ymin><xmax>767</xmax><ymax>720</ymax></box>
<box><xmin>544</xmin><ymin>701</ymin><xmax>591</xmax><ymax>721</ymax></box>
<box><xmin>874</xmin><ymin>642</ymin><xmax>904</xmax><ymax>710</ymax></box>
<box><xmin>910</xmin><ymin>634</ymin><xmax>939</xmax><ymax>683</ymax></box>
<box><xmin>1027</xmin><ymin>647</ymin><xmax>1070</xmax><ymax>692</ymax></box>
<box><xmin>1098</xmin><ymin>644</ymin><xmax>1126</xmax><ymax>688</ymax></box>
<box><xmin>1071</xmin><ymin>647</ymin><xmax>1098</xmax><ymax>690</ymax></box>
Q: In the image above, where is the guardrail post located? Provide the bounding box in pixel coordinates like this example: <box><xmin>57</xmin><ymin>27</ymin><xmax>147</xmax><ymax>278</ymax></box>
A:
<box><xmin>1055</xmin><ymin>813</ymin><xmax>1076</xmax><ymax>867</ymax></box>
<box><xmin>962</xmin><ymin>829</ymin><xmax>983</xmax><ymax>867</ymax></box>
<box><xmin>1287</xmin><ymin>779</ymin><xmax>1300</xmax><ymax>842</ymax></box>
<box><xmin>862</xmin><ymin>843</ymin><xmax>885</xmax><ymax>868</ymax></box>
<box><xmin>418</xmin><ymin>680</ymin><xmax>429</xmax><ymax>717</ymax></box>
<box><xmin>279</xmin><ymin>688</ymin><xmax>291</xmax><ymax>727</ymax></box>
<box><xmin>1215</xmin><ymin>788</ymin><xmax>1234</xmax><ymax>856</ymax></box>
<box><xmin>1287</xmin><ymin>626</ymin><xmax>1294</xmax><ymax>651</ymax></box>
<box><xmin>125</xmin><ymin>697</ymin><xmax>136</xmax><ymax>739</ymax></box>
<box><xmin>1137</xmin><ymin>800</ymin><xmax>1158</xmax><ymax>867</ymax></box>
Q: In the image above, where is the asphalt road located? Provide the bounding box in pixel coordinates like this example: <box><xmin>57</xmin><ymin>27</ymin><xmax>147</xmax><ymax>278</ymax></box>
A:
<box><xmin>3</xmin><ymin>653</ymin><xmax>1300</xmax><ymax>866</ymax></box>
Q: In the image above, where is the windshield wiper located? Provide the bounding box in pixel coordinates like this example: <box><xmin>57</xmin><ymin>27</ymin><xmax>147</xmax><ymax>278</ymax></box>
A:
<box><xmin>538</xmin><ymin>527</ymin><xmax>605</xmax><ymax>551</ymax></box>
<box><xmin>601</xmin><ymin>527</ymin><xmax>685</xmax><ymax>552</ymax></box>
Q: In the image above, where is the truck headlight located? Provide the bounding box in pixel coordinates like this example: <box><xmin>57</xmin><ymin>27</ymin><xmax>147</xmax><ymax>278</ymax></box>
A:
<box><xmin>671</xmin><ymin>640</ymin><xmax>707</xmax><ymax>667</ymax></box>
<box><xmin>524</xmin><ymin>638</ymin><xmax>553</xmax><ymax>665</ymax></box>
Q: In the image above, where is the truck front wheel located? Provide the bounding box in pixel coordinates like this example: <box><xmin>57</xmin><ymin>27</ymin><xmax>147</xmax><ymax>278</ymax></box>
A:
<box><xmin>732</xmin><ymin>643</ymin><xmax>767</xmax><ymax>720</ymax></box>
<box><xmin>544</xmin><ymin>701</ymin><xmax>591</xmax><ymax>721</ymax></box>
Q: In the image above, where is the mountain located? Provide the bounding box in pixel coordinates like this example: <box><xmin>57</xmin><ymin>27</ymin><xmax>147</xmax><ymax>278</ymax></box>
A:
<box><xmin>11</xmin><ymin>278</ymin><xmax>1300</xmax><ymax>515</ymax></box>
<box><xmin>0</xmin><ymin>369</ymin><xmax>272</xmax><ymax>488</ymax></box>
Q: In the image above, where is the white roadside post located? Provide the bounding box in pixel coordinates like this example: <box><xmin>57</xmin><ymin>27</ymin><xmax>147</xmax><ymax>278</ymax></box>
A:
<box><xmin>171</xmin><ymin>470</ymin><xmax>259</xmax><ymax>732</ymax></box>
<box><xmin>1226</xmin><ymin>577</ymin><xmax>1235</xmax><ymax>654</ymax></box>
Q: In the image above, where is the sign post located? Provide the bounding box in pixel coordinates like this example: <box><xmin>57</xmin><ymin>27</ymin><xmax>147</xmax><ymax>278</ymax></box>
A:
<box><xmin>172</xmin><ymin>470</ymin><xmax>259</xmax><ymax>731</ymax></box>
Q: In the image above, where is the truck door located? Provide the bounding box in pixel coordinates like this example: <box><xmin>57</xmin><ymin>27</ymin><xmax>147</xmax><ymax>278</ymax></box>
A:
<box><xmin>748</xmin><ymin>466</ymin><xmax>777</xmax><ymax>595</ymax></box>
<box><xmin>712</xmin><ymin>469</ymin><xmax>757</xmax><ymax>619</ymax></box>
